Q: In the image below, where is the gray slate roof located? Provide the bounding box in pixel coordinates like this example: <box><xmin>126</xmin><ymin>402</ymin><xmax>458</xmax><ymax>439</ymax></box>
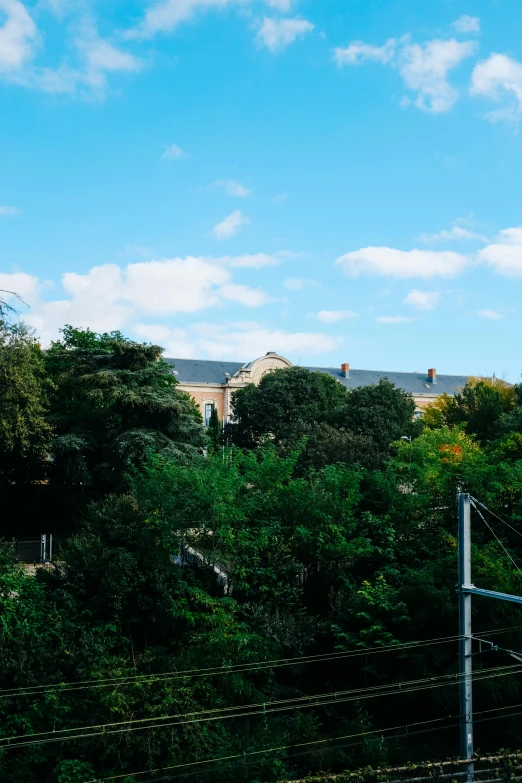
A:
<box><xmin>165</xmin><ymin>358</ymin><xmax>244</xmax><ymax>384</ymax></box>
<box><xmin>165</xmin><ymin>357</ymin><xmax>469</xmax><ymax>397</ymax></box>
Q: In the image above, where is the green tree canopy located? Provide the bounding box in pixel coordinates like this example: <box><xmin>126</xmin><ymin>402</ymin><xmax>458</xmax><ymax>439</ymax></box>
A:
<box><xmin>0</xmin><ymin>319</ymin><xmax>52</xmax><ymax>484</ymax></box>
<box><xmin>329</xmin><ymin>378</ymin><xmax>421</xmax><ymax>462</ymax></box>
<box><xmin>45</xmin><ymin>326</ymin><xmax>205</xmax><ymax>492</ymax></box>
<box><xmin>226</xmin><ymin>366</ymin><xmax>347</xmax><ymax>447</ymax></box>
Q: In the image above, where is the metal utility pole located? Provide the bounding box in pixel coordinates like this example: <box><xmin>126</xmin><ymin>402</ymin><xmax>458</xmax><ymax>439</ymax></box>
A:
<box><xmin>457</xmin><ymin>492</ymin><xmax>522</xmax><ymax>782</ymax></box>
<box><xmin>458</xmin><ymin>493</ymin><xmax>474</xmax><ymax>780</ymax></box>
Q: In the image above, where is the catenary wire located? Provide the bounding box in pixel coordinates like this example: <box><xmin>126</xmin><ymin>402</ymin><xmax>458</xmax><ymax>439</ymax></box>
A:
<box><xmin>3</xmin><ymin>655</ymin><xmax>517</xmax><ymax>743</ymax></box>
<box><xmin>3</xmin><ymin>661</ymin><xmax>522</xmax><ymax>751</ymax></box>
<box><xmin>471</xmin><ymin>498</ymin><xmax>522</xmax><ymax>579</ymax></box>
<box><xmin>80</xmin><ymin>699</ymin><xmax>522</xmax><ymax>783</ymax></box>
<box><xmin>0</xmin><ymin>634</ymin><xmax>464</xmax><ymax>699</ymax></box>
<box><xmin>4</xmin><ymin>621</ymin><xmax>522</xmax><ymax>701</ymax></box>
<box><xmin>470</xmin><ymin>497</ymin><xmax>522</xmax><ymax>542</ymax></box>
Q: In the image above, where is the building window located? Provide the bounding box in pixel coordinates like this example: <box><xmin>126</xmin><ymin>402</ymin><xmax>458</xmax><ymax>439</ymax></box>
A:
<box><xmin>204</xmin><ymin>403</ymin><xmax>214</xmax><ymax>427</ymax></box>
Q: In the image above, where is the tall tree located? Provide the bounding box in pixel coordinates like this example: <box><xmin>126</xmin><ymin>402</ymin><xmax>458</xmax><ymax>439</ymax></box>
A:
<box><xmin>329</xmin><ymin>378</ymin><xmax>421</xmax><ymax>462</ymax></box>
<box><xmin>0</xmin><ymin>319</ymin><xmax>52</xmax><ymax>484</ymax></box>
<box><xmin>226</xmin><ymin>366</ymin><xmax>347</xmax><ymax>448</ymax></box>
<box><xmin>45</xmin><ymin>327</ymin><xmax>205</xmax><ymax>493</ymax></box>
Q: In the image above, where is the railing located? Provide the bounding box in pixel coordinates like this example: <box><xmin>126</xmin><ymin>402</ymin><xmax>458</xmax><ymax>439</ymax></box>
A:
<box><xmin>284</xmin><ymin>753</ymin><xmax>522</xmax><ymax>783</ymax></box>
<box><xmin>14</xmin><ymin>535</ymin><xmax>53</xmax><ymax>565</ymax></box>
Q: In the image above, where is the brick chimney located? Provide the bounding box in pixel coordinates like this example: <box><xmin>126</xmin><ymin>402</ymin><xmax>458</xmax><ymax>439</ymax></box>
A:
<box><xmin>341</xmin><ymin>363</ymin><xmax>350</xmax><ymax>379</ymax></box>
<box><xmin>428</xmin><ymin>368</ymin><xmax>437</xmax><ymax>384</ymax></box>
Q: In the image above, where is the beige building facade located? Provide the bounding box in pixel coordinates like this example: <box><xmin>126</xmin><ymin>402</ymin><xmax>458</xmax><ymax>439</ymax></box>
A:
<box><xmin>165</xmin><ymin>352</ymin><xmax>469</xmax><ymax>425</ymax></box>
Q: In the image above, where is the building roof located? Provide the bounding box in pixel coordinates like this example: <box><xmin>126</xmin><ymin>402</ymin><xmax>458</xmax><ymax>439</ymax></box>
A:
<box><xmin>165</xmin><ymin>357</ymin><xmax>469</xmax><ymax>397</ymax></box>
<box><xmin>302</xmin><ymin>366</ymin><xmax>469</xmax><ymax>396</ymax></box>
<box><xmin>165</xmin><ymin>358</ymin><xmax>245</xmax><ymax>384</ymax></box>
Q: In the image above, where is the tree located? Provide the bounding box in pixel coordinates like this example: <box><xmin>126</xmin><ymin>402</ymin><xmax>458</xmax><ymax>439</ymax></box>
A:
<box><xmin>329</xmin><ymin>378</ymin><xmax>421</xmax><ymax>462</ymax></box>
<box><xmin>226</xmin><ymin>366</ymin><xmax>347</xmax><ymax>448</ymax></box>
<box><xmin>0</xmin><ymin>319</ymin><xmax>52</xmax><ymax>484</ymax></box>
<box><xmin>443</xmin><ymin>378</ymin><xmax>516</xmax><ymax>444</ymax></box>
<box><xmin>208</xmin><ymin>406</ymin><xmax>222</xmax><ymax>449</ymax></box>
<box><xmin>45</xmin><ymin>326</ymin><xmax>205</xmax><ymax>493</ymax></box>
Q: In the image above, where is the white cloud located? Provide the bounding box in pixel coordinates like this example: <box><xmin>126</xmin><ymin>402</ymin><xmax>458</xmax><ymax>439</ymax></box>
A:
<box><xmin>0</xmin><ymin>254</ymin><xmax>277</xmax><ymax>344</ymax></box>
<box><xmin>264</xmin><ymin>0</ymin><xmax>294</xmax><ymax>9</ymax></box>
<box><xmin>0</xmin><ymin>271</ymin><xmax>42</xmax><ymax>306</ymax></box>
<box><xmin>0</xmin><ymin>205</ymin><xmax>19</xmax><ymax>215</ymax></box>
<box><xmin>162</xmin><ymin>143</ymin><xmax>189</xmax><ymax>160</ymax></box>
<box><xmin>213</xmin><ymin>210</ymin><xmax>249</xmax><ymax>240</ymax></box>
<box><xmin>129</xmin><ymin>0</ymin><xmax>293</xmax><ymax>40</ymax></box>
<box><xmin>478</xmin><ymin>309</ymin><xmax>503</xmax><ymax>320</ymax></box>
<box><xmin>135</xmin><ymin>321</ymin><xmax>339</xmax><ymax>360</ymax></box>
<box><xmin>376</xmin><ymin>316</ymin><xmax>414</xmax><ymax>324</ymax></box>
<box><xmin>333</xmin><ymin>33</ymin><xmax>476</xmax><ymax>113</ymax></box>
<box><xmin>336</xmin><ymin>247</ymin><xmax>469</xmax><ymax>279</ymax></box>
<box><xmin>195</xmin><ymin>324</ymin><xmax>340</xmax><ymax>359</ymax></box>
<box><xmin>419</xmin><ymin>225</ymin><xmax>488</xmax><ymax>243</ymax></box>
<box><xmin>271</xmin><ymin>193</ymin><xmax>288</xmax><ymax>204</ymax></box>
<box><xmin>478</xmin><ymin>227</ymin><xmax>522</xmax><ymax>276</ymax></box>
<box><xmin>221</xmin><ymin>253</ymin><xmax>278</xmax><ymax>268</ymax></box>
<box><xmin>128</xmin><ymin>0</ymin><xmax>246</xmax><ymax>39</ymax></box>
<box><xmin>403</xmin><ymin>290</ymin><xmax>440</xmax><ymax>310</ymax></box>
<box><xmin>219</xmin><ymin>284</ymin><xmax>271</xmax><ymax>306</ymax></box>
<box><xmin>452</xmin><ymin>15</ymin><xmax>480</xmax><ymax>34</ymax></box>
<box><xmin>256</xmin><ymin>17</ymin><xmax>314</xmax><ymax>53</ymax></box>
<box><xmin>471</xmin><ymin>54</ymin><xmax>522</xmax><ymax>123</ymax></box>
<box><xmin>284</xmin><ymin>277</ymin><xmax>319</xmax><ymax>291</ymax></box>
<box><xmin>0</xmin><ymin>0</ymin><xmax>39</xmax><ymax>73</ymax></box>
<box><xmin>334</xmin><ymin>38</ymin><xmax>396</xmax><ymax>66</ymax></box>
<box><xmin>212</xmin><ymin>179</ymin><xmax>251</xmax><ymax>197</ymax></box>
<box><xmin>399</xmin><ymin>38</ymin><xmax>477</xmax><ymax>113</ymax></box>
<box><xmin>316</xmin><ymin>310</ymin><xmax>358</xmax><ymax>323</ymax></box>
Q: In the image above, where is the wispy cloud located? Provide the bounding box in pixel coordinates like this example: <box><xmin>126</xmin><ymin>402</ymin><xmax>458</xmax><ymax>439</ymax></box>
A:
<box><xmin>0</xmin><ymin>0</ymin><xmax>39</xmax><ymax>73</ymax></box>
<box><xmin>284</xmin><ymin>277</ymin><xmax>319</xmax><ymax>291</ymax></box>
<box><xmin>334</xmin><ymin>31</ymin><xmax>477</xmax><ymax>113</ymax></box>
<box><xmin>471</xmin><ymin>54</ymin><xmax>522</xmax><ymax>124</ymax></box>
<box><xmin>419</xmin><ymin>224</ymin><xmax>488</xmax><ymax>243</ymax></box>
<box><xmin>334</xmin><ymin>38</ymin><xmax>396</xmax><ymax>66</ymax></box>
<box><xmin>211</xmin><ymin>179</ymin><xmax>251</xmax><ymax>197</ymax></box>
<box><xmin>478</xmin><ymin>227</ymin><xmax>522</xmax><ymax>276</ymax></box>
<box><xmin>403</xmin><ymin>290</ymin><xmax>440</xmax><ymax>310</ymax></box>
<box><xmin>161</xmin><ymin>143</ymin><xmax>190</xmax><ymax>160</ymax></box>
<box><xmin>376</xmin><ymin>315</ymin><xmax>414</xmax><ymax>324</ymax></box>
<box><xmin>399</xmin><ymin>38</ymin><xmax>478</xmax><ymax>113</ymax></box>
<box><xmin>271</xmin><ymin>193</ymin><xmax>288</xmax><ymax>204</ymax></box>
<box><xmin>478</xmin><ymin>309</ymin><xmax>503</xmax><ymax>320</ymax></box>
<box><xmin>452</xmin><ymin>15</ymin><xmax>480</xmax><ymax>34</ymax></box>
<box><xmin>0</xmin><ymin>205</ymin><xmax>20</xmax><ymax>216</ymax></box>
<box><xmin>256</xmin><ymin>17</ymin><xmax>314</xmax><ymax>53</ymax></box>
<box><xmin>213</xmin><ymin>210</ymin><xmax>249</xmax><ymax>240</ymax></box>
<box><xmin>316</xmin><ymin>310</ymin><xmax>358</xmax><ymax>323</ymax></box>
<box><xmin>336</xmin><ymin>247</ymin><xmax>470</xmax><ymax>279</ymax></box>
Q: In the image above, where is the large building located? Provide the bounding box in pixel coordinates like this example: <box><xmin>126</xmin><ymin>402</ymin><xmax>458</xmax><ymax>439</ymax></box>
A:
<box><xmin>165</xmin><ymin>352</ymin><xmax>469</xmax><ymax>426</ymax></box>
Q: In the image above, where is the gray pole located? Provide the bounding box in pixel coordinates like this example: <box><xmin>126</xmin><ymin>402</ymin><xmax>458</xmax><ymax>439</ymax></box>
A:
<box><xmin>458</xmin><ymin>492</ymin><xmax>474</xmax><ymax>780</ymax></box>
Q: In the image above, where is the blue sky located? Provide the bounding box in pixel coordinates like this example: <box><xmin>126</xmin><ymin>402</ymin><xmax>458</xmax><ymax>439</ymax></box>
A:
<box><xmin>1</xmin><ymin>0</ymin><xmax>522</xmax><ymax>379</ymax></box>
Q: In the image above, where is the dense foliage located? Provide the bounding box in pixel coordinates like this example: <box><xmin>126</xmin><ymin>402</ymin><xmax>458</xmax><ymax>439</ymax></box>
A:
<box><xmin>1</xmin><ymin>323</ymin><xmax>522</xmax><ymax>783</ymax></box>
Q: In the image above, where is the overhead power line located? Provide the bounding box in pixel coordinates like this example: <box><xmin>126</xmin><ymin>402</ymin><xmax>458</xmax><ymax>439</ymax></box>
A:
<box><xmin>470</xmin><ymin>497</ymin><xmax>522</xmax><ymax>542</ymax></box>
<box><xmin>80</xmin><ymin>699</ymin><xmax>522</xmax><ymax>783</ymax></box>
<box><xmin>0</xmin><ymin>633</ymin><xmax>463</xmax><ymax>700</ymax></box>
<box><xmin>471</xmin><ymin>498</ymin><xmax>522</xmax><ymax>579</ymax></box>
<box><xmin>3</xmin><ymin>661</ymin><xmax>522</xmax><ymax>751</ymax></box>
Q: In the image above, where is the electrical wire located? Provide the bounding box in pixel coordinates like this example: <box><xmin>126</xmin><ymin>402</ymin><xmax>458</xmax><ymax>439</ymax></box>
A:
<box><xmin>471</xmin><ymin>498</ymin><xmax>522</xmax><ymax>579</ymax></box>
<box><xmin>0</xmin><ymin>634</ymin><xmax>464</xmax><ymax>700</ymax></box>
<box><xmin>470</xmin><ymin>497</ymin><xmax>522</xmax><ymax>542</ymax></box>
<box><xmin>80</xmin><ymin>699</ymin><xmax>522</xmax><ymax>783</ymax></box>
<box><xmin>3</xmin><ymin>661</ymin><xmax>522</xmax><ymax>751</ymax></box>
<box><xmin>4</xmin><ymin>621</ymin><xmax>522</xmax><ymax>702</ymax></box>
